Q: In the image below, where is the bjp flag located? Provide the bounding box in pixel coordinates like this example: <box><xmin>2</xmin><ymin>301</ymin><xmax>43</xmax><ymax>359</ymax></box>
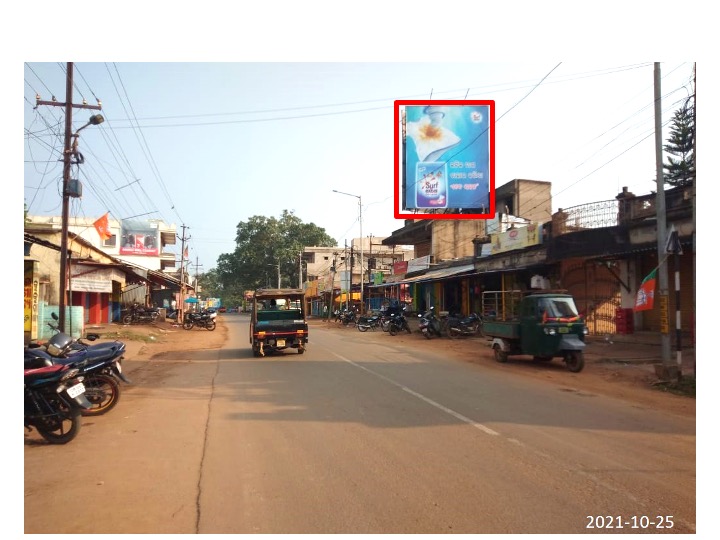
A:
<box><xmin>634</xmin><ymin>269</ymin><xmax>657</xmax><ymax>312</ymax></box>
<box><xmin>93</xmin><ymin>213</ymin><xmax>112</xmax><ymax>241</ymax></box>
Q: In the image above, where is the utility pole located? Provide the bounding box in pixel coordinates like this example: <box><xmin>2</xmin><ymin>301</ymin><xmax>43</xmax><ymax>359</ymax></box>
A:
<box><xmin>344</xmin><ymin>240</ymin><xmax>349</xmax><ymax>312</ymax></box>
<box><xmin>193</xmin><ymin>257</ymin><xmax>204</xmax><ymax>295</ymax></box>
<box><xmin>35</xmin><ymin>62</ymin><xmax>102</xmax><ymax>333</ymax></box>
<box><xmin>328</xmin><ymin>252</ymin><xmax>338</xmax><ymax>320</ymax></box>
<box><xmin>654</xmin><ymin>62</ymin><xmax>672</xmax><ymax>377</ymax></box>
<box><xmin>298</xmin><ymin>251</ymin><xmax>303</xmax><ymax>289</ymax></box>
<box><xmin>178</xmin><ymin>225</ymin><xmax>190</xmax><ymax>324</ymax></box>
<box><xmin>359</xmin><ymin>197</ymin><xmax>364</xmax><ymax>314</ymax></box>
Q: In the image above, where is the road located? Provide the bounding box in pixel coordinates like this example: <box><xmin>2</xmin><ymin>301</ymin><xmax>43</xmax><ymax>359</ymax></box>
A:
<box><xmin>23</xmin><ymin>315</ymin><xmax>696</xmax><ymax>534</ymax></box>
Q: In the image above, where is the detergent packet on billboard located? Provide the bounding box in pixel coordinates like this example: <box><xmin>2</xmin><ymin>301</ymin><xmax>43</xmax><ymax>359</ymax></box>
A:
<box><xmin>415</xmin><ymin>162</ymin><xmax>448</xmax><ymax>209</ymax></box>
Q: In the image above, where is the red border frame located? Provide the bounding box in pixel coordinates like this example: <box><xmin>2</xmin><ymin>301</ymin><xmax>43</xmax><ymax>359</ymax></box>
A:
<box><xmin>394</xmin><ymin>100</ymin><xmax>495</xmax><ymax>220</ymax></box>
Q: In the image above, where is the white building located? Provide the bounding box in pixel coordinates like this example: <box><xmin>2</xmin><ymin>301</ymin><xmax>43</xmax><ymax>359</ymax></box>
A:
<box><xmin>26</xmin><ymin>215</ymin><xmax>178</xmax><ymax>273</ymax></box>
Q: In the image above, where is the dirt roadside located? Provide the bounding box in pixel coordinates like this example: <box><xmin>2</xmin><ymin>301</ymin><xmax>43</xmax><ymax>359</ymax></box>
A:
<box><xmin>91</xmin><ymin>314</ymin><xmax>696</xmax><ymax>419</ymax></box>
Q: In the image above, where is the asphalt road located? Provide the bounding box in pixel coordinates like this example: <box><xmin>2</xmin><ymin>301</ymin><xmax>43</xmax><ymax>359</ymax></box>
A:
<box><xmin>23</xmin><ymin>315</ymin><xmax>696</xmax><ymax>534</ymax></box>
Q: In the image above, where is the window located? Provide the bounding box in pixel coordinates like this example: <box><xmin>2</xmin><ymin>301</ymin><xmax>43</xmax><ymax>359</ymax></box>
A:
<box><xmin>103</xmin><ymin>234</ymin><xmax>117</xmax><ymax>248</ymax></box>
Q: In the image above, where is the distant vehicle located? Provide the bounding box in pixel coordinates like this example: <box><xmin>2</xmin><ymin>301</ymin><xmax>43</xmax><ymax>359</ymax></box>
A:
<box><xmin>218</xmin><ymin>306</ymin><xmax>227</xmax><ymax>313</ymax></box>
<box><xmin>249</xmin><ymin>288</ymin><xmax>308</xmax><ymax>357</ymax></box>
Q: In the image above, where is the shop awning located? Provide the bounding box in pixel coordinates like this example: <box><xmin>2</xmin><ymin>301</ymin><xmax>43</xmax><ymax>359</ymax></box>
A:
<box><xmin>368</xmin><ymin>263</ymin><xmax>477</xmax><ymax>288</ymax></box>
<box><xmin>334</xmin><ymin>292</ymin><xmax>361</xmax><ymax>303</ymax></box>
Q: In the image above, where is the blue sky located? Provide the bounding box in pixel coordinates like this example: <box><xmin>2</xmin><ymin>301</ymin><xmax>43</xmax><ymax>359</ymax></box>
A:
<box><xmin>23</xmin><ymin>61</ymin><xmax>696</xmax><ymax>271</ymax></box>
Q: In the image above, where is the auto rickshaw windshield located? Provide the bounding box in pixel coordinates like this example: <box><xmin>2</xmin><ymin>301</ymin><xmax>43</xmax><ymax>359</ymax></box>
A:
<box><xmin>539</xmin><ymin>297</ymin><xmax>580</xmax><ymax>319</ymax></box>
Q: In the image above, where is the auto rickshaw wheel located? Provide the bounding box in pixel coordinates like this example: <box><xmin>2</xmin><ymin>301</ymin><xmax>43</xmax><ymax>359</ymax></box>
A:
<box><xmin>493</xmin><ymin>345</ymin><xmax>508</xmax><ymax>363</ymax></box>
<box><xmin>565</xmin><ymin>351</ymin><xmax>585</xmax><ymax>373</ymax></box>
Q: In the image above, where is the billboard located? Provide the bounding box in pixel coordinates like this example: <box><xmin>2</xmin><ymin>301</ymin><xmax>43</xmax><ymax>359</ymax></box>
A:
<box><xmin>395</xmin><ymin>100</ymin><xmax>495</xmax><ymax>220</ymax></box>
<box><xmin>119</xmin><ymin>219</ymin><xmax>160</xmax><ymax>256</ymax></box>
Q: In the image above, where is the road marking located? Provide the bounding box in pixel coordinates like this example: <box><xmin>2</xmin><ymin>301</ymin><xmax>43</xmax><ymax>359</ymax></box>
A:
<box><xmin>331</xmin><ymin>351</ymin><xmax>499</xmax><ymax>436</ymax></box>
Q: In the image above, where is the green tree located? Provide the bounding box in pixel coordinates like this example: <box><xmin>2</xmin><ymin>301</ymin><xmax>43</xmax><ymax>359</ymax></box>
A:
<box><xmin>215</xmin><ymin>210</ymin><xmax>336</xmax><ymax>300</ymax></box>
<box><xmin>663</xmin><ymin>98</ymin><xmax>695</xmax><ymax>188</ymax></box>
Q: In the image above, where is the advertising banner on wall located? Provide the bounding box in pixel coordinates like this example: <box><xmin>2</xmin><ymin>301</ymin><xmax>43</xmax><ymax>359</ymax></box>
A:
<box><xmin>395</xmin><ymin>100</ymin><xmax>494</xmax><ymax>220</ymax></box>
<box><xmin>340</xmin><ymin>270</ymin><xmax>351</xmax><ymax>293</ymax></box>
<box><xmin>490</xmin><ymin>223</ymin><xmax>542</xmax><ymax>255</ymax></box>
<box><xmin>393</xmin><ymin>260</ymin><xmax>409</xmax><ymax>275</ymax></box>
<box><xmin>120</xmin><ymin>219</ymin><xmax>160</xmax><ymax>256</ymax></box>
<box><xmin>407</xmin><ymin>255</ymin><xmax>431</xmax><ymax>274</ymax></box>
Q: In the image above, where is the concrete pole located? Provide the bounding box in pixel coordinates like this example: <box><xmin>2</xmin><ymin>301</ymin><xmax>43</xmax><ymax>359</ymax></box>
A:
<box><xmin>359</xmin><ymin>196</ymin><xmax>364</xmax><ymax>315</ymax></box>
<box><xmin>58</xmin><ymin>63</ymin><xmax>74</xmax><ymax>333</ymax></box>
<box><xmin>653</xmin><ymin>62</ymin><xmax>672</xmax><ymax>372</ymax></box>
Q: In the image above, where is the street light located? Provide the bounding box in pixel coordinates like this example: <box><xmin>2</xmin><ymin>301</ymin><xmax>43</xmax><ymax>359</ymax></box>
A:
<box><xmin>332</xmin><ymin>190</ymin><xmax>363</xmax><ymax>314</ymax></box>
<box><xmin>58</xmin><ymin>113</ymin><xmax>105</xmax><ymax>333</ymax></box>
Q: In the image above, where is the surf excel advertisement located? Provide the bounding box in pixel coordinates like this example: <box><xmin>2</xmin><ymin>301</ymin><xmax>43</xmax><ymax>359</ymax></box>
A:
<box><xmin>394</xmin><ymin>100</ymin><xmax>495</xmax><ymax>220</ymax></box>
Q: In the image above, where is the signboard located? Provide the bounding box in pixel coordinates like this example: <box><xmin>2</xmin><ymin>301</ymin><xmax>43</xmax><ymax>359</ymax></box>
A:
<box><xmin>340</xmin><ymin>270</ymin><xmax>351</xmax><ymax>293</ymax></box>
<box><xmin>70</xmin><ymin>266</ymin><xmax>125</xmax><ymax>293</ymax></box>
<box><xmin>393</xmin><ymin>260</ymin><xmax>408</xmax><ymax>275</ymax></box>
<box><xmin>407</xmin><ymin>255</ymin><xmax>431</xmax><ymax>273</ymax></box>
<box><xmin>490</xmin><ymin>223</ymin><xmax>542</xmax><ymax>255</ymax></box>
<box><xmin>120</xmin><ymin>219</ymin><xmax>160</xmax><ymax>256</ymax></box>
<box><xmin>395</xmin><ymin>100</ymin><xmax>495</xmax><ymax>220</ymax></box>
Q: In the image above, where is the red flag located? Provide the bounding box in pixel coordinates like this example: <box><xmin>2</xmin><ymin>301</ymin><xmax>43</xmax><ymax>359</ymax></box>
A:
<box><xmin>93</xmin><ymin>213</ymin><xmax>112</xmax><ymax>241</ymax></box>
<box><xmin>634</xmin><ymin>269</ymin><xmax>657</xmax><ymax>312</ymax></box>
<box><xmin>183</xmin><ymin>245</ymin><xmax>189</xmax><ymax>259</ymax></box>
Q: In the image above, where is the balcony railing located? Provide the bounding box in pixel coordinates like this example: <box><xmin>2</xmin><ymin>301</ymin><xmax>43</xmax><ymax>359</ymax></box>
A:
<box><xmin>552</xmin><ymin>186</ymin><xmax>693</xmax><ymax>235</ymax></box>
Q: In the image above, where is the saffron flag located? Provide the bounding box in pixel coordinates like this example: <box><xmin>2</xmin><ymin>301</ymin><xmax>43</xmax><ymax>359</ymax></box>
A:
<box><xmin>634</xmin><ymin>269</ymin><xmax>657</xmax><ymax>311</ymax></box>
<box><xmin>183</xmin><ymin>245</ymin><xmax>189</xmax><ymax>259</ymax></box>
<box><xmin>93</xmin><ymin>213</ymin><xmax>112</xmax><ymax>241</ymax></box>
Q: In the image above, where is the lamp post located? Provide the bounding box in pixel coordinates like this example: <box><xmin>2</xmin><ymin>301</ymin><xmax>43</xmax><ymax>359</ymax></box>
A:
<box><xmin>333</xmin><ymin>190</ymin><xmax>363</xmax><ymax>314</ymax></box>
<box><xmin>59</xmin><ymin>112</ymin><xmax>105</xmax><ymax>333</ymax></box>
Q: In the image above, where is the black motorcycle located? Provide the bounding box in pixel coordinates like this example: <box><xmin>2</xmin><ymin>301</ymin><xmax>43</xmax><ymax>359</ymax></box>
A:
<box><xmin>445</xmin><ymin>312</ymin><xmax>483</xmax><ymax>339</ymax></box>
<box><xmin>25</xmin><ymin>363</ymin><xmax>92</xmax><ymax>444</ymax></box>
<box><xmin>388</xmin><ymin>310</ymin><xmax>412</xmax><ymax>335</ymax></box>
<box><xmin>418</xmin><ymin>307</ymin><xmax>443</xmax><ymax>339</ymax></box>
<box><xmin>356</xmin><ymin>314</ymin><xmax>381</xmax><ymax>332</ymax></box>
<box><xmin>183</xmin><ymin>310</ymin><xmax>217</xmax><ymax>331</ymax></box>
<box><xmin>25</xmin><ymin>330</ymin><xmax>129</xmax><ymax>417</ymax></box>
<box><xmin>122</xmin><ymin>303</ymin><xmax>160</xmax><ymax>324</ymax></box>
<box><xmin>336</xmin><ymin>308</ymin><xmax>357</xmax><ymax>327</ymax></box>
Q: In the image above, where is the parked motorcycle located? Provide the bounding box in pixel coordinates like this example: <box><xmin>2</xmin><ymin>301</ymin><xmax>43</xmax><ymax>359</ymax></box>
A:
<box><xmin>336</xmin><ymin>308</ymin><xmax>357</xmax><ymax>327</ymax></box>
<box><xmin>183</xmin><ymin>309</ymin><xmax>217</xmax><ymax>331</ymax></box>
<box><xmin>418</xmin><ymin>307</ymin><xmax>443</xmax><ymax>339</ymax></box>
<box><xmin>379</xmin><ymin>314</ymin><xmax>392</xmax><ymax>332</ymax></box>
<box><xmin>379</xmin><ymin>301</ymin><xmax>403</xmax><ymax>332</ymax></box>
<box><xmin>356</xmin><ymin>314</ymin><xmax>381</xmax><ymax>332</ymax></box>
<box><xmin>25</xmin><ymin>363</ymin><xmax>92</xmax><ymax>444</ymax></box>
<box><xmin>122</xmin><ymin>303</ymin><xmax>160</xmax><ymax>324</ymax></box>
<box><xmin>445</xmin><ymin>312</ymin><xmax>484</xmax><ymax>339</ymax></box>
<box><xmin>24</xmin><ymin>330</ymin><xmax>129</xmax><ymax>416</ymax></box>
<box><xmin>388</xmin><ymin>310</ymin><xmax>412</xmax><ymax>335</ymax></box>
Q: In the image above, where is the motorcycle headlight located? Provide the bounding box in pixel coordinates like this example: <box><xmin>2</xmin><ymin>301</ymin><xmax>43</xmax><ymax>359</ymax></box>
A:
<box><xmin>583</xmin><ymin>326</ymin><xmax>589</xmax><ymax>335</ymax></box>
